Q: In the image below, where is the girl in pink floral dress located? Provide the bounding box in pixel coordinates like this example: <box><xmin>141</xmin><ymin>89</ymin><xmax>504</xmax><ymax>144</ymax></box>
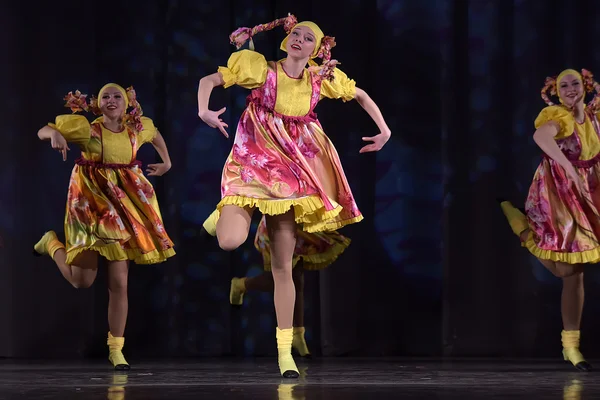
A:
<box><xmin>197</xmin><ymin>14</ymin><xmax>391</xmax><ymax>377</ymax></box>
<box><xmin>500</xmin><ymin>68</ymin><xmax>600</xmax><ymax>372</ymax></box>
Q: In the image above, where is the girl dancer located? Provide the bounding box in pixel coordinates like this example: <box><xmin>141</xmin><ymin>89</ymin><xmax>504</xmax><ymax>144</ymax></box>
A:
<box><xmin>34</xmin><ymin>83</ymin><xmax>175</xmax><ymax>370</ymax></box>
<box><xmin>198</xmin><ymin>14</ymin><xmax>391</xmax><ymax>377</ymax></box>
<box><xmin>500</xmin><ymin>68</ymin><xmax>600</xmax><ymax>372</ymax></box>
<box><xmin>229</xmin><ymin>216</ymin><xmax>351</xmax><ymax>357</ymax></box>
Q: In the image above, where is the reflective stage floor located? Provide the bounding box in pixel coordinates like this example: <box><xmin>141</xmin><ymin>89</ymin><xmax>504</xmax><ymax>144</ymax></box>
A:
<box><xmin>0</xmin><ymin>358</ymin><xmax>596</xmax><ymax>399</ymax></box>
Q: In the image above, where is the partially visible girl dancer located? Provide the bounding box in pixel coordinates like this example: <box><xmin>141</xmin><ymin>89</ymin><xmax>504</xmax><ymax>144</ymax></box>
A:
<box><xmin>500</xmin><ymin>68</ymin><xmax>600</xmax><ymax>372</ymax></box>
<box><xmin>229</xmin><ymin>216</ymin><xmax>351</xmax><ymax>358</ymax></box>
<box><xmin>34</xmin><ymin>84</ymin><xmax>175</xmax><ymax>370</ymax></box>
<box><xmin>198</xmin><ymin>14</ymin><xmax>391</xmax><ymax>377</ymax></box>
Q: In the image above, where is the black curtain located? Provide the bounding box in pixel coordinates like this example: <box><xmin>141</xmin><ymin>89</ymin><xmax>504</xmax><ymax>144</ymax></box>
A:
<box><xmin>3</xmin><ymin>0</ymin><xmax>600</xmax><ymax>360</ymax></box>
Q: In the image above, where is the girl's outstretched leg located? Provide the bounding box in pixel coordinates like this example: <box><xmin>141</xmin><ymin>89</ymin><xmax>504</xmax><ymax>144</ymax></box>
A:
<box><xmin>34</xmin><ymin>231</ymin><xmax>98</xmax><ymax>288</ymax></box>
<box><xmin>216</xmin><ymin>205</ymin><xmax>254</xmax><ymax>251</ymax></box>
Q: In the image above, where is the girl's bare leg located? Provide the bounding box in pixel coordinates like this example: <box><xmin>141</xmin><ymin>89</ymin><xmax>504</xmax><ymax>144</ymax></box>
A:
<box><xmin>266</xmin><ymin>209</ymin><xmax>299</xmax><ymax>378</ymax></box>
<box><xmin>106</xmin><ymin>260</ymin><xmax>130</xmax><ymax>371</ymax></box>
<box><xmin>216</xmin><ymin>205</ymin><xmax>254</xmax><ymax>251</ymax></box>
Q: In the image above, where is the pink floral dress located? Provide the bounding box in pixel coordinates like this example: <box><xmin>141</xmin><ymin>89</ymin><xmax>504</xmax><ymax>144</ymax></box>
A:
<box><xmin>525</xmin><ymin>105</ymin><xmax>600</xmax><ymax>263</ymax></box>
<box><xmin>203</xmin><ymin>49</ymin><xmax>363</xmax><ymax>237</ymax></box>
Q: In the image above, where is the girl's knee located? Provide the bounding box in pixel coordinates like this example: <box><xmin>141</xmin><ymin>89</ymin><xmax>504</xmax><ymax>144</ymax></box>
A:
<box><xmin>72</xmin><ymin>275</ymin><xmax>95</xmax><ymax>289</ymax></box>
<box><xmin>555</xmin><ymin>263</ymin><xmax>584</xmax><ymax>279</ymax></box>
<box><xmin>217</xmin><ymin>232</ymin><xmax>247</xmax><ymax>251</ymax></box>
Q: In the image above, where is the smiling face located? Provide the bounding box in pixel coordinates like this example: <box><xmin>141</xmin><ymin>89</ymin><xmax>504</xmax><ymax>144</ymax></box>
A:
<box><xmin>285</xmin><ymin>25</ymin><xmax>317</xmax><ymax>59</ymax></box>
<box><xmin>99</xmin><ymin>87</ymin><xmax>127</xmax><ymax>119</ymax></box>
<box><xmin>558</xmin><ymin>74</ymin><xmax>584</xmax><ymax>105</ymax></box>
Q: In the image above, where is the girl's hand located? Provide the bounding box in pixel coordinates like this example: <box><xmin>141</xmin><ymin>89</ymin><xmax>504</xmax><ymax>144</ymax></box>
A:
<box><xmin>50</xmin><ymin>130</ymin><xmax>70</xmax><ymax>161</ymax></box>
<box><xmin>566</xmin><ymin>165</ymin><xmax>586</xmax><ymax>195</ymax></box>
<box><xmin>146</xmin><ymin>162</ymin><xmax>171</xmax><ymax>176</ymax></box>
<box><xmin>359</xmin><ymin>130</ymin><xmax>391</xmax><ymax>153</ymax></box>
<box><xmin>565</xmin><ymin>93</ymin><xmax>584</xmax><ymax>110</ymax></box>
<box><xmin>199</xmin><ymin>107</ymin><xmax>229</xmax><ymax>138</ymax></box>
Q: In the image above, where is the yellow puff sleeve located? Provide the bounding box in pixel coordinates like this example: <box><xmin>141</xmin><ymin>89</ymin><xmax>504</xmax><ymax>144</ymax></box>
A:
<box><xmin>534</xmin><ymin>106</ymin><xmax>575</xmax><ymax>139</ymax></box>
<box><xmin>48</xmin><ymin>115</ymin><xmax>91</xmax><ymax>147</ymax></box>
<box><xmin>320</xmin><ymin>68</ymin><xmax>357</xmax><ymax>102</ymax></box>
<box><xmin>137</xmin><ymin>117</ymin><xmax>158</xmax><ymax>144</ymax></box>
<box><xmin>217</xmin><ymin>50</ymin><xmax>268</xmax><ymax>89</ymax></box>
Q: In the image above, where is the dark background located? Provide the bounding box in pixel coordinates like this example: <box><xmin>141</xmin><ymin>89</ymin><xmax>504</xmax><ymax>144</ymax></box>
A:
<box><xmin>3</xmin><ymin>0</ymin><xmax>600</xmax><ymax>360</ymax></box>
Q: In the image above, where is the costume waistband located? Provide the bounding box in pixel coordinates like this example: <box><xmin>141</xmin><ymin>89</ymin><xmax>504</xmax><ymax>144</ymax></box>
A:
<box><xmin>75</xmin><ymin>157</ymin><xmax>141</xmax><ymax>169</ymax></box>
<box><xmin>543</xmin><ymin>153</ymin><xmax>600</xmax><ymax>168</ymax></box>
<box><xmin>246</xmin><ymin>97</ymin><xmax>318</xmax><ymax>124</ymax></box>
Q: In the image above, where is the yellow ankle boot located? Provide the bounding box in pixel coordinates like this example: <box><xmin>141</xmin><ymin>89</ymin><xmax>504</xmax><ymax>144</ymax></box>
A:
<box><xmin>276</xmin><ymin>327</ymin><xmax>299</xmax><ymax>378</ymax></box>
<box><xmin>292</xmin><ymin>327</ymin><xmax>311</xmax><ymax>358</ymax></box>
<box><xmin>229</xmin><ymin>277</ymin><xmax>246</xmax><ymax>306</ymax></box>
<box><xmin>33</xmin><ymin>231</ymin><xmax>65</xmax><ymax>259</ymax></box>
<box><xmin>562</xmin><ymin>330</ymin><xmax>592</xmax><ymax>372</ymax></box>
<box><xmin>107</xmin><ymin>332</ymin><xmax>130</xmax><ymax>371</ymax></box>
<box><xmin>499</xmin><ymin>201</ymin><xmax>529</xmax><ymax>238</ymax></box>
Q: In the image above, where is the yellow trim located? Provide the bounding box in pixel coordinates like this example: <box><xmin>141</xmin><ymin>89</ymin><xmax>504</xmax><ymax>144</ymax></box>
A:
<box><xmin>524</xmin><ymin>231</ymin><xmax>600</xmax><ymax>264</ymax></box>
<box><xmin>204</xmin><ymin>194</ymin><xmax>363</xmax><ymax>235</ymax></box>
<box><xmin>66</xmin><ymin>242</ymin><xmax>175</xmax><ymax>265</ymax></box>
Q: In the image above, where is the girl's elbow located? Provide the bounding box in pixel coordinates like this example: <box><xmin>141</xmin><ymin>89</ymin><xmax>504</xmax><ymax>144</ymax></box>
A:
<box><xmin>354</xmin><ymin>87</ymin><xmax>365</xmax><ymax>101</ymax></box>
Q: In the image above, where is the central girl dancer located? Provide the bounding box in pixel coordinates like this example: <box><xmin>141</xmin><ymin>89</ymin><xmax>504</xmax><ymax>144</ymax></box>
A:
<box><xmin>197</xmin><ymin>14</ymin><xmax>391</xmax><ymax>377</ymax></box>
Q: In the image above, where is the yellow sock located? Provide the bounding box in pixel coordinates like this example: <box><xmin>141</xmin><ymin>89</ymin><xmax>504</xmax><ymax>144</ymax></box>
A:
<box><xmin>292</xmin><ymin>327</ymin><xmax>311</xmax><ymax>357</ymax></box>
<box><xmin>276</xmin><ymin>327</ymin><xmax>299</xmax><ymax>378</ymax></box>
<box><xmin>107</xmin><ymin>332</ymin><xmax>130</xmax><ymax>370</ymax></box>
<box><xmin>499</xmin><ymin>201</ymin><xmax>529</xmax><ymax>237</ymax></box>
<box><xmin>562</xmin><ymin>330</ymin><xmax>586</xmax><ymax>366</ymax></box>
<box><xmin>229</xmin><ymin>277</ymin><xmax>246</xmax><ymax>306</ymax></box>
<box><xmin>202</xmin><ymin>210</ymin><xmax>219</xmax><ymax>237</ymax></box>
<box><xmin>33</xmin><ymin>231</ymin><xmax>65</xmax><ymax>259</ymax></box>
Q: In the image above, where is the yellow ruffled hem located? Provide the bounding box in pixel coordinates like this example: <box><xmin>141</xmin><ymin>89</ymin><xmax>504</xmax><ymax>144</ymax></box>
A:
<box><xmin>66</xmin><ymin>242</ymin><xmax>175</xmax><ymax>265</ymax></box>
<box><xmin>203</xmin><ymin>195</ymin><xmax>361</xmax><ymax>235</ymax></box>
<box><xmin>261</xmin><ymin>237</ymin><xmax>352</xmax><ymax>271</ymax></box>
<box><xmin>524</xmin><ymin>231</ymin><xmax>600</xmax><ymax>264</ymax></box>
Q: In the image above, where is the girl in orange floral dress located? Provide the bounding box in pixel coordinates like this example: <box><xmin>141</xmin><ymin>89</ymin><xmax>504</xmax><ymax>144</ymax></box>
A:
<box><xmin>34</xmin><ymin>83</ymin><xmax>175</xmax><ymax>370</ymax></box>
<box><xmin>198</xmin><ymin>14</ymin><xmax>391</xmax><ymax>377</ymax></box>
<box><xmin>229</xmin><ymin>216</ymin><xmax>350</xmax><ymax>358</ymax></box>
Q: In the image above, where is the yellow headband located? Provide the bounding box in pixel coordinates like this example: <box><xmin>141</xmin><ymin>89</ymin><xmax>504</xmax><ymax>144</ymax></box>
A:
<box><xmin>280</xmin><ymin>21</ymin><xmax>324</xmax><ymax>58</ymax></box>
<box><xmin>98</xmin><ymin>83</ymin><xmax>129</xmax><ymax>108</ymax></box>
<box><xmin>556</xmin><ymin>69</ymin><xmax>583</xmax><ymax>105</ymax></box>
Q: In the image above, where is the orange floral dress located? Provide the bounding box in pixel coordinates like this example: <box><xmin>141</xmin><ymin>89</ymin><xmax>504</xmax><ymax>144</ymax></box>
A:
<box><xmin>48</xmin><ymin>115</ymin><xmax>175</xmax><ymax>265</ymax></box>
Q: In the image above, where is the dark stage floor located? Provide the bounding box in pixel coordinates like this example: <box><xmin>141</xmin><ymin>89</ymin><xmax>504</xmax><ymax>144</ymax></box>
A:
<box><xmin>0</xmin><ymin>358</ymin><xmax>597</xmax><ymax>399</ymax></box>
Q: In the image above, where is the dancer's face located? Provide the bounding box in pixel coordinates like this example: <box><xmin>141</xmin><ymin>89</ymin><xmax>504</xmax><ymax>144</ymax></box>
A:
<box><xmin>558</xmin><ymin>74</ymin><xmax>584</xmax><ymax>104</ymax></box>
<box><xmin>286</xmin><ymin>26</ymin><xmax>317</xmax><ymax>59</ymax></box>
<box><xmin>99</xmin><ymin>88</ymin><xmax>126</xmax><ymax>119</ymax></box>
